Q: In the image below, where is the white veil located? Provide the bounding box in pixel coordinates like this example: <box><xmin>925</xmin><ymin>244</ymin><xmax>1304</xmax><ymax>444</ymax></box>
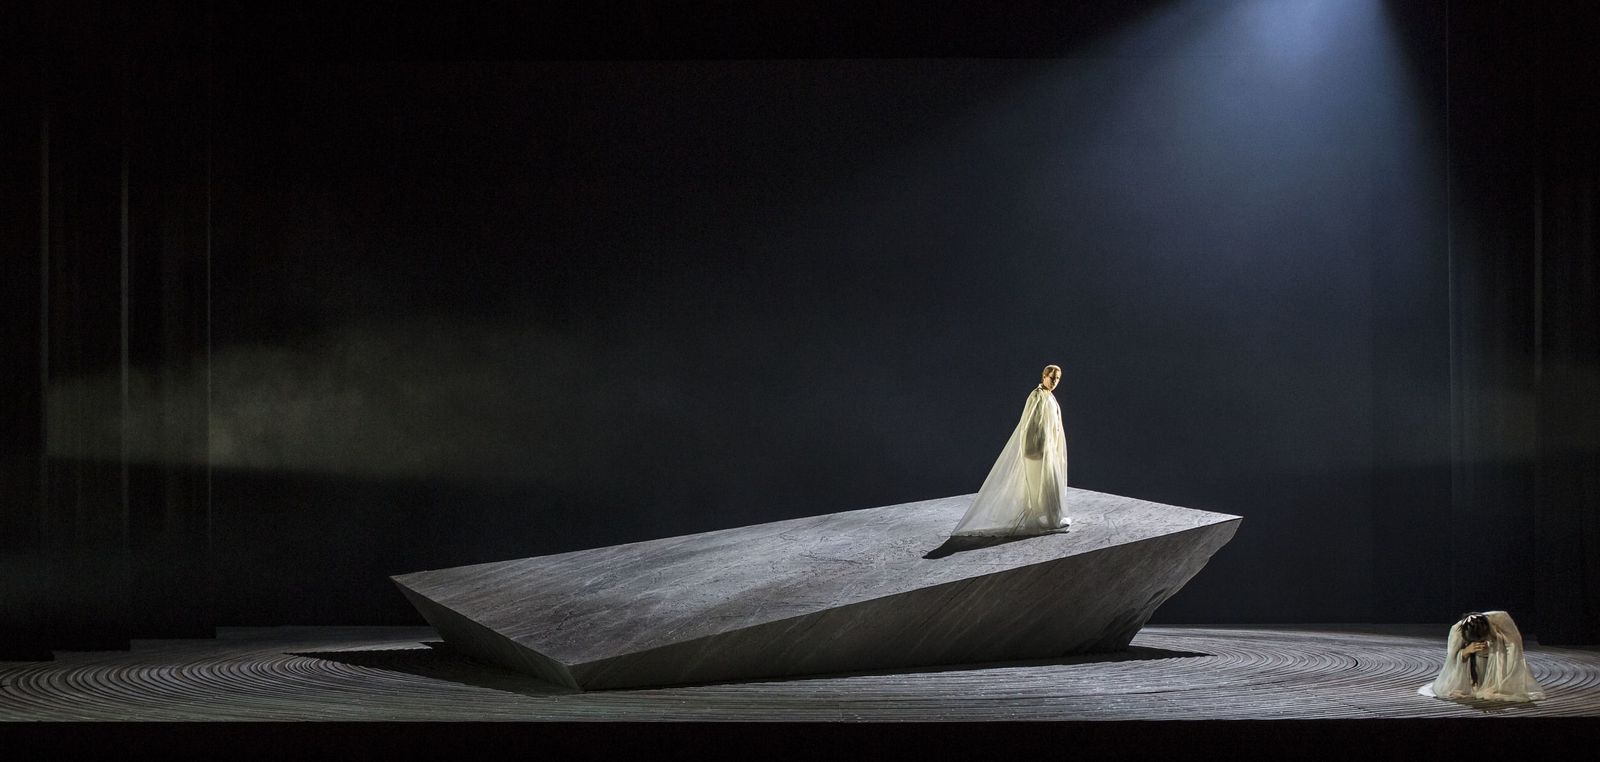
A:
<box><xmin>950</xmin><ymin>386</ymin><xmax>1069</xmax><ymax>537</ymax></box>
<box><xmin>1419</xmin><ymin>611</ymin><xmax>1546</xmax><ymax>702</ymax></box>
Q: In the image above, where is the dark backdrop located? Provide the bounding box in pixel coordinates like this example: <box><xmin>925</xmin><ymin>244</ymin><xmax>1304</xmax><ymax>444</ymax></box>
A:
<box><xmin>4</xmin><ymin>0</ymin><xmax>1597</xmax><ymax>655</ymax></box>
<box><xmin>207</xmin><ymin>3</ymin><xmax>1447</xmax><ymax>626</ymax></box>
<box><xmin>203</xmin><ymin>34</ymin><xmax>1440</xmax><ymax>624</ymax></box>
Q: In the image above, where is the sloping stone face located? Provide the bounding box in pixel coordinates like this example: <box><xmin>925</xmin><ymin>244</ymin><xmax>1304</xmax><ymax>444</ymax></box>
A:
<box><xmin>393</xmin><ymin>488</ymin><xmax>1240</xmax><ymax>690</ymax></box>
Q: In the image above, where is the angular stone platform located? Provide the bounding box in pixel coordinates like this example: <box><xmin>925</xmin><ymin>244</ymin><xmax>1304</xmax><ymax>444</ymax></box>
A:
<box><xmin>391</xmin><ymin>488</ymin><xmax>1240</xmax><ymax>690</ymax></box>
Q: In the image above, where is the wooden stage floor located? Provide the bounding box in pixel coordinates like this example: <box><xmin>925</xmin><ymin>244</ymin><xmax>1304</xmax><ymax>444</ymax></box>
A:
<box><xmin>4</xmin><ymin>624</ymin><xmax>1599</xmax><ymax>756</ymax></box>
<box><xmin>4</xmin><ymin>624</ymin><xmax>1600</xmax><ymax>721</ymax></box>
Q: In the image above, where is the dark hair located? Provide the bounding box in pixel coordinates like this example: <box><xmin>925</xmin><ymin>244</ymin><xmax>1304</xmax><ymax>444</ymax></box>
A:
<box><xmin>1460</xmin><ymin>612</ymin><xmax>1491</xmax><ymax>642</ymax></box>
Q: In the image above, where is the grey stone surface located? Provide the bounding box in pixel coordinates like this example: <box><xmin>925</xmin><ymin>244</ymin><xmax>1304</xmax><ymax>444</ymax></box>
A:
<box><xmin>391</xmin><ymin>487</ymin><xmax>1241</xmax><ymax>690</ymax></box>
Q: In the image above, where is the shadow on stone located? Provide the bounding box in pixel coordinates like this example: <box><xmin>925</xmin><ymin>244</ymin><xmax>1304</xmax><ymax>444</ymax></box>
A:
<box><xmin>297</xmin><ymin>642</ymin><xmax>1209</xmax><ymax>694</ymax></box>
<box><xmin>1436</xmin><ymin>697</ymin><xmax>1543</xmax><ymax>714</ymax></box>
<box><xmin>923</xmin><ymin>534</ymin><xmax>1041</xmax><ymax>559</ymax></box>
<box><xmin>291</xmin><ymin>641</ymin><xmax>578</xmax><ymax>697</ymax></box>
<box><xmin>699</xmin><ymin>644</ymin><xmax>1211</xmax><ymax>689</ymax></box>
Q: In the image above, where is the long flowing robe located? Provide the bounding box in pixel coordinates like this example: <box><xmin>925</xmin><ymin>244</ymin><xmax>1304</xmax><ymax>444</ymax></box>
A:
<box><xmin>950</xmin><ymin>385</ymin><xmax>1070</xmax><ymax>537</ymax></box>
<box><xmin>1419</xmin><ymin>610</ymin><xmax>1546</xmax><ymax>702</ymax></box>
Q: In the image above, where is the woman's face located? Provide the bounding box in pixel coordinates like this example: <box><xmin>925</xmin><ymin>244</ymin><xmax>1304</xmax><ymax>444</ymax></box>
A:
<box><xmin>1041</xmin><ymin>367</ymin><xmax>1062</xmax><ymax>391</ymax></box>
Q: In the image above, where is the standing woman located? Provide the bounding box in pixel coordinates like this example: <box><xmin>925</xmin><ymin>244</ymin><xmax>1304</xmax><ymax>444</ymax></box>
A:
<box><xmin>950</xmin><ymin>365</ymin><xmax>1071</xmax><ymax>537</ymax></box>
<box><xmin>1420</xmin><ymin>611</ymin><xmax>1546</xmax><ymax>702</ymax></box>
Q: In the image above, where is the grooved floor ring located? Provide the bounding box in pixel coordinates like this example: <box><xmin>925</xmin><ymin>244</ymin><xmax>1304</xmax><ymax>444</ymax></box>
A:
<box><xmin>3</xmin><ymin>625</ymin><xmax>1598</xmax><ymax>721</ymax></box>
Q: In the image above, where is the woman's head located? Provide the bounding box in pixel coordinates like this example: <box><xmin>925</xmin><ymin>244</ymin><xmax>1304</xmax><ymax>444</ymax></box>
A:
<box><xmin>1460</xmin><ymin>612</ymin><xmax>1491</xmax><ymax>642</ymax></box>
<box><xmin>1040</xmin><ymin>364</ymin><xmax>1062</xmax><ymax>391</ymax></box>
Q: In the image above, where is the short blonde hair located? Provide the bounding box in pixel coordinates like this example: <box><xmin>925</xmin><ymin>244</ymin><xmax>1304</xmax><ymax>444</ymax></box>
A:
<box><xmin>1042</xmin><ymin>364</ymin><xmax>1062</xmax><ymax>377</ymax></box>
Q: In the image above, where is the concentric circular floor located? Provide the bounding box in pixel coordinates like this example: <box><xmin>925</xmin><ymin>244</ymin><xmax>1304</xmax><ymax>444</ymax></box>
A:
<box><xmin>3</xmin><ymin>625</ymin><xmax>1598</xmax><ymax>721</ymax></box>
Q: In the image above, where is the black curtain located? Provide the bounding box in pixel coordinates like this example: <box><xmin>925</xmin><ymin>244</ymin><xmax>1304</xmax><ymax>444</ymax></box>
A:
<box><xmin>0</xmin><ymin>0</ymin><xmax>213</xmax><ymax>659</ymax></box>
<box><xmin>1438</xmin><ymin>0</ymin><xmax>1599</xmax><ymax>644</ymax></box>
<box><xmin>1528</xmin><ymin>0</ymin><xmax>1600</xmax><ymax>645</ymax></box>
